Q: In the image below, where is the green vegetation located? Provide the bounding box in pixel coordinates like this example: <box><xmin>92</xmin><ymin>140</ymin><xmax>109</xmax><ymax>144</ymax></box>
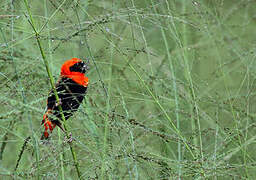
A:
<box><xmin>1</xmin><ymin>0</ymin><xmax>256</xmax><ymax>179</ymax></box>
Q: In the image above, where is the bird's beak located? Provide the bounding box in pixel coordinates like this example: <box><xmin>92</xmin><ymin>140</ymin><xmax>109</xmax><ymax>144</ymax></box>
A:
<box><xmin>82</xmin><ymin>63</ymin><xmax>89</xmax><ymax>73</ymax></box>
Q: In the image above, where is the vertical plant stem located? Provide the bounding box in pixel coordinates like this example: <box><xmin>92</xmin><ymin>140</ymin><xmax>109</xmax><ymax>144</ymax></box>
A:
<box><xmin>130</xmin><ymin>0</ymin><xmax>154</xmax><ymax>77</ymax></box>
<box><xmin>4</xmin><ymin>1</ymin><xmax>40</xmax><ymax>178</ymax></box>
<box><xmin>43</xmin><ymin>1</ymin><xmax>65</xmax><ymax>179</ymax></box>
<box><xmin>23</xmin><ymin>0</ymin><xmax>81</xmax><ymax>179</ymax></box>
<box><xmin>151</xmin><ymin>0</ymin><xmax>182</xmax><ymax>178</ymax></box>
<box><xmin>100</xmin><ymin>24</ymin><xmax>113</xmax><ymax>180</ymax></box>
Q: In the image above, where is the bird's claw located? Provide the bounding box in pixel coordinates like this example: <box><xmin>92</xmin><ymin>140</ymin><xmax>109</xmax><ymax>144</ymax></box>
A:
<box><xmin>64</xmin><ymin>132</ymin><xmax>73</xmax><ymax>143</ymax></box>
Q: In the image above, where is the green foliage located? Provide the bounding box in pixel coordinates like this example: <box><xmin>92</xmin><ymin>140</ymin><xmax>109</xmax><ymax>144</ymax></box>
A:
<box><xmin>1</xmin><ymin>0</ymin><xmax>256</xmax><ymax>179</ymax></box>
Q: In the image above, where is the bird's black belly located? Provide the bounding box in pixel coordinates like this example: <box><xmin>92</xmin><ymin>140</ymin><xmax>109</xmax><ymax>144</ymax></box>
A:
<box><xmin>47</xmin><ymin>77</ymin><xmax>87</xmax><ymax>122</ymax></box>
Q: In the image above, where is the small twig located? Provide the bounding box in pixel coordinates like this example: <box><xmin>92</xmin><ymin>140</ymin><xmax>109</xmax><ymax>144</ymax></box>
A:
<box><xmin>0</xmin><ymin>132</ymin><xmax>9</xmax><ymax>160</ymax></box>
<box><xmin>14</xmin><ymin>136</ymin><xmax>31</xmax><ymax>171</ymax></box>
<box><xmin>0</xmin><ymin>120</ymin><xmax>16</xmax><ymax>160</ymax></box>
<box><xmin>0</xmin><ymin>15</ymin><xmax>19</xmax><ymax>19</ymax></box>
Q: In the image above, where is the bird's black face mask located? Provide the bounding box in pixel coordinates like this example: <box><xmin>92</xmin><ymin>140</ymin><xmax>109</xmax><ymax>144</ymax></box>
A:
<box><xmin>69</xmin><ymin>61</ymin><xmax>89</xmax><ymax>74</ymax></box>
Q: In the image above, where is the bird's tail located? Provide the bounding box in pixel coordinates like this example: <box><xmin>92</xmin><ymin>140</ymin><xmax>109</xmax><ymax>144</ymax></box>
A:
<box><xmin>41</xmin><ymin>110</ymin><xmax>56</xmax><ymax>140</ymax></box>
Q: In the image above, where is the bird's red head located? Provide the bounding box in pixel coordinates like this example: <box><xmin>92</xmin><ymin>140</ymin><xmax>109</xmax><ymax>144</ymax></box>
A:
<box><xmin>61</xmin><ymin>58</ymin><xmax>89</xmax><ymax>87</ymax></box>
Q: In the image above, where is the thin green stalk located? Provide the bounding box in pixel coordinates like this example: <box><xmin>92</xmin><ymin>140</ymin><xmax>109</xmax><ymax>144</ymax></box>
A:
<box><xmin>74</xmin><ymin>4</ymin><xmax>113</xmax><ymax>177</ymax></box>
<box><xmin>1</xmin><ymin>2</ymin><xmax>40</xmax><ymax>178</ymax></box>
<box><xmin>196</xmin><ymin>3</ymin><xmax>246</xmax><ymax>175</ymax></box>
<box><xmin>181</xmin><ymin>1</ymin><xmax>202</xmax><ymax>161</ymax></box>
<box><xmin>43</xmin><ymin>0</ymin><xmax>64</xmax><ymax>179</ymax></box>
<box><xmin>23</xmin><ymin>0</ymin><xmax>81</xmax><ymax>179</ymax></box>
<box><xmin>130</xmin><ymin>0</ymin><xmax>153</xmax><ymax>75</ymax></box>
<box><xmin>165</xmin><ymin>1</ymin><xmax>204</xmax><ymax>175</ymax></box>
<box><xmin>100</xmin><ymin>25</ymin><xmax>113</xmax><ymax>180</ymax></box>
<box><xmin>74</xmin><ymin>2</ymin><xmax>108</xmax><ymax>98</ymax></box>
<box><xmin>39</xmin><ymin>0</ymin><xmax>67</xmax><ymax>34</ymax></box>
<box><xmin>150</xmin><ymin>0</ymin><xmax>182</xmax><ymax>178</ymax></box>
<box><xmin>213</xmin><ymin>107</ymin><xmax>219</xmax><ymax>179</ymax></box>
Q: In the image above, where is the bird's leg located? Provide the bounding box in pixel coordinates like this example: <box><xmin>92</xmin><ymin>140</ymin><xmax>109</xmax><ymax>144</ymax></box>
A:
<box><xmin>55</xmin><ymin>121</ymin><xmax>73</xmax><ymax>143</ymax></box>
<box><xmin>54</xmin><ymin>121</ymin><xmax>73</xmax><ymax>143</ymax></box>
<box><xmin>55</xmin><ymin>121</ymin><xmax>65</xmax><ymax>132</ymax></box>
<box><xmin>64</xmin><ymin>132</ymin><xmax>73</xmax><ymax>143</ymax></box>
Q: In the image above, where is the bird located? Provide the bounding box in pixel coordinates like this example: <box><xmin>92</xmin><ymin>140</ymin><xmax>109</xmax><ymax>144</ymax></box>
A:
<box><xmin>41</xmin><ymin>58</ymin><xmax>89</xmax><ymax>139</ymax></box>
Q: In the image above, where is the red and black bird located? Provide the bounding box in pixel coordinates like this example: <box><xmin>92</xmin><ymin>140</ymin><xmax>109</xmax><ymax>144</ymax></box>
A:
<box><xmin>41</xmin><ymin>58</ymin><xmax>89</xmax><ymax>139</ymax></box>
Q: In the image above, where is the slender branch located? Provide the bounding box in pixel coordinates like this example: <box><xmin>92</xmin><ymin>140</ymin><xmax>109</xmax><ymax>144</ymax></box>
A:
<box><xmin>23</xmin><ymin>0</ymin><xmax>81</xmax><ymax>178</ymax></box>
<box><xmin>14</xmin><ymin>136</ymin><xmax>31</xmax><ymax>171</ymax></box>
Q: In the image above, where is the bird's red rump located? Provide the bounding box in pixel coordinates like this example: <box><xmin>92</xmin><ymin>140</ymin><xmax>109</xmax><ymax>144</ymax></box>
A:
<box><xmin>42</xmin><ymin>112</ymin><xmax>56</xmax><ymax>139</ymax></box>
<box><xmin>43</xmin><ymin>120</ymin><xmax>55</xmax><ymax>138</ymax></box>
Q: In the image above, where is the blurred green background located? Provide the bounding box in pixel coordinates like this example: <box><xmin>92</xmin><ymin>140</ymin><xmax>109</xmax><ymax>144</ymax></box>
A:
<box><xmin>1</xmin><ymin>0</ymin><xmax>256</xmax><ymax>179</ymax></box>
